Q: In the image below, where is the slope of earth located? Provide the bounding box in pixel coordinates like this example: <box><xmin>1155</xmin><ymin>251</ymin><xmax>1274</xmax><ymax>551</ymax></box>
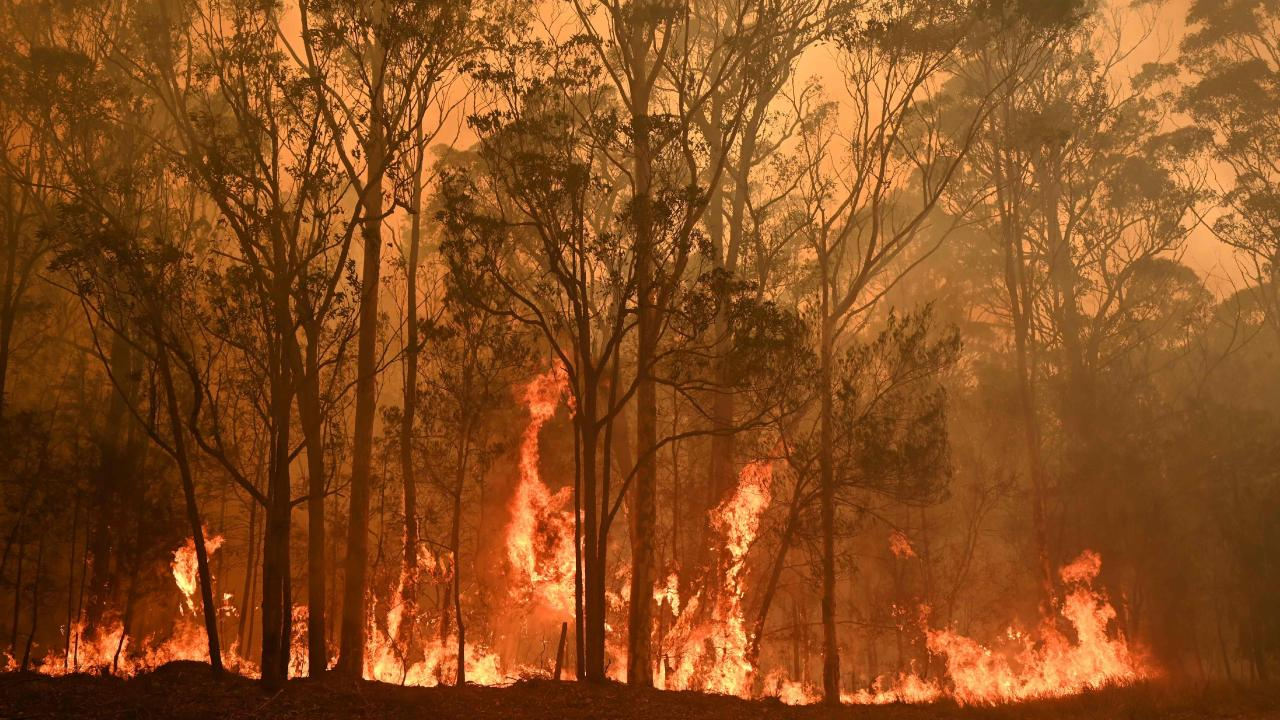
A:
<box><xmin>1</xmin><ymin>662</ymin><xmax>1276</xmax><ymax>719</ymax></box>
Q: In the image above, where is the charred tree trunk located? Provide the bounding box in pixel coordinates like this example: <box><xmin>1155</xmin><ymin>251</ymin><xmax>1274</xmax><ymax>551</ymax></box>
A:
<box><xmin>337</xmin><ymin>43</ymin><xmax>386</xmax><ymax>678</ymax></box>
<box><xmin>65</xmin><ymin>492</ymin><xmax>80</xmax><ymax>666</ymax></box>
<box><xmin>398</xmin><ymin>140</ymin><xmax>425</xmax><ymax>658</ymax></box>
<box><xmin>450</xmin><ymin>444</ymin><xmax>466</xmax><ymax>685</ymax></box>
<box><xmin>84</xmin><ymin>331</ymin><xmax>139</xmax><ymax>633</ymax></box>
<box><xmin>627</xmin><ymin>79</ymin><xmax>657</xmax><ymax>690</ymax></box>
<box><xmin>9</xmin><ymin>537</ymin><xmax>23</xmax><ymax>655</ymax></box>
<box><xmin>19</xmin><ymin>534</ymin><xmax>43</xmax><ymax>671</ymax></box>
<box><xmin>579</xmin><ymin>398</ymin><xmax>606</xmax><ymax>681</ymax></box>
<box><xmin>298</xmin><ymin>329</ymin><xmax>328</xmax><ymax>676</ymax></box>
<box><xmin>155</xmin><ymin>336</ymin><xmax>222</xmax><ymax>673</ymax></box>
<box><xmin>0</xmin><ymin>201</ymin><xmax>19</xmax><ymax>421</ymax></box>
<box><xmin>239</xmin><ymin>500</ymin><xmax>257</xmax><ymax>648</ymax></box>
<box><xmin>260</xmin><ymin>348</ymin><xmax>294</xmax><ymax>689</ymax></box>
<box><xmin>818</xmin><ymin>272</ymin><xmax>840</xmax><ymax>704</ymax></box>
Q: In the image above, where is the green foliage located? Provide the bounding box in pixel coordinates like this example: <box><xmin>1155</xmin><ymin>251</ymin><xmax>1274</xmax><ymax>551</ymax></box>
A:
<box><xmin>832</xmin><ymin>307</ymin><xmax>960</xmax><ymax>503</ymax></box>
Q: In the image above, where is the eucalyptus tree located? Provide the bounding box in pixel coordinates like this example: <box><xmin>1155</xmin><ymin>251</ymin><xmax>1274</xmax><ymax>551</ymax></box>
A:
<box><xmin>116</xmin><ymin>0</ymin><xmax>360</xmax><ymax>685</ymax></box>
<box><xmin>788</xmin><ymin>0</ymin><xmax>1002</xmax><ymax>701</ymax></box>
<box><xmin>943</xmin><ymin>0</ymin><xmax>1092</xmax><ymax>604</ymax></box>
<box><xmin>8</xmin><ymin>0</ymin><xmax>231</xmax><ymax>668</ymax></box>
<box><xmin>441</xmin><ymin>30</ymin><xmax>640</xmax><ymax>679</ymax></box>
<box><xmin>52</xmin><ymin>182</ymin><xmax>228</xmax><ymax>675</ymax></box>
<box><xmin>1181</xmin><ymin>0</ymin><xmax>1280</xmax><ymax>338</ymax></box>
<box><xmin>685</xmin><ymin>0</ymin><xmax>849</xmax><ymax>519</ymax></box>
<box><xmin>561</xmin><ymin>0</ymin><xmax>822</xmax><ymax>684</ymax></box>
<box><xmin>953</xmin><ymin>5</ymin><xmax>1199</xmax><ymax>605</ymax></box>
<box><xmin>286</xmin><ymin>0</ymin><xmax>489</xmax><ymax>676</ymax></box>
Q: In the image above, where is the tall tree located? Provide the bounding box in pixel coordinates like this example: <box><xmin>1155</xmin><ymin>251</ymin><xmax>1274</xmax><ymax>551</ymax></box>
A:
<box><xmin>123</xmin><ymin>0</ymin><xmax>361</xmax><ymax>684</ymax></box>
<box><xmin>796</xmin><ymin>1</ymin><xmax>992</xmax><ymax>701</ymax></box>
<box><xmin>565</xmin><ymin>0</ymin><xmax>783</xmax><ymax>684</ymax></box>
<box><xmin>442</xmin><ymin>34</ymin><xmax>640</xmax><ymax>678</ymax></box>
<box><xmin>1181</xmin><ymin>0</ymin><xmax>1280</xmax><ymax>337</ymax></box>
<box><xmin>291</xmin><ymin>0</ymin><xmax>479</xmax><ymax>677</ymax></box>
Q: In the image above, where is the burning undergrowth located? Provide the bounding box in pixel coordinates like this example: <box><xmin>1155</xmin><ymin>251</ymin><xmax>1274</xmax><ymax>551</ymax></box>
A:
<box><xmin>6</xmin><ymin>366</ymin><xmax>1155</xmax><ymax>706</ymax></box>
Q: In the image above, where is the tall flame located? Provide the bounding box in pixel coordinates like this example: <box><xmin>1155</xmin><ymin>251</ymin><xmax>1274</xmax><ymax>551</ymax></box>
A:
<box><xmin>923</xmin><ymin>550</ymin><xmax>1151</xmax><ymax>705</ymax></box>
<box><xmin>172</xmin><ymin>533</ymin><xmax>224</xmax><ymax>614</ymax></box>
<box><xmin>661</xmin><ymin>460</ymin><xmax>772</xmax><ymax>696</ymax></box>
<box><xmin>505</xmin><ymin>364</ymin><xmax>576</xmax><ymax>617</ymax></box>
<box><xmin>769</xmin><ymin>550</ymin><xmax>1154</xmax><ymax>706</ymax></box>
<box><xmin>17</xmin><ymin>397</ymin><xmax>1154</xmax><ymax>708</ymax></box>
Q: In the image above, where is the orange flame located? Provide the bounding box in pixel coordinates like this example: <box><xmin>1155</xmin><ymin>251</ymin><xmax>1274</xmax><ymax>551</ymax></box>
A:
<box><xmin>363</xmin><ymin>604</ymin><xmax>506</xmax><ymax>687</ymax></box>
<box><xmin>172</xmin><ymin>533</ymin><xmax>224</xmax><ymax>614</ymax></box>
<box><xmin>660</xmin><ymin>460</ymin><xmax>772</xmax><ymax>696</ymax></box>
<box><xmin>31</xmin><ymin>535</ymin><xmax>260</xmax><ymax>677</ymax></box>
<box><xmin>16</xmin><ymin>407</ymin><xmax>1153</xmax><ymax>710</ymax></box>
<box><xmin>505</xmin><ymin>364</ymin><xmax>576</xmax><ymax>617</ymax></box>
<box><xmin>817</xmin><ymin>550</ymin><xmax>1152</xmax><ymax>706</ymax></box>
<box><xmin>922</xmin><ymin>550</ymin><xmax>1151</xmax><ymax>705</ymax></box>
<box><xmin>889</xmin><ymin>529</ymin><xmax>917</xmax><ymax>559</ymax></box>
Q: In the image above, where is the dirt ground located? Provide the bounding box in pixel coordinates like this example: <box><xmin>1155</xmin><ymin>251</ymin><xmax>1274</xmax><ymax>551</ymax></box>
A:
<box><xmin>1</xmin><ymin>662</ymin><xmax>1277</xmax><ymax>719</ymax></box>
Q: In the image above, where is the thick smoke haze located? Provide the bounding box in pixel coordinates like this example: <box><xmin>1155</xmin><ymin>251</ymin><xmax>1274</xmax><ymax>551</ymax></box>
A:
<box><xmin>0</xmin><ymin>0</ymin><xmax>1276</xmax><ymax>712</ymax></box>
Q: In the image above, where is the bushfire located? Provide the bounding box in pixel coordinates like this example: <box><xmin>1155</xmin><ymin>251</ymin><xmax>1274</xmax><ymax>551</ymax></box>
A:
<box><xmin>12</xmin><ymin>367</ymin><xmax>1153</xmax><ymax>705</ymax></box>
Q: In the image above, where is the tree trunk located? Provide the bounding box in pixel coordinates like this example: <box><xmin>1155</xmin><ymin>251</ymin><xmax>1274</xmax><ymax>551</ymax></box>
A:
<box><xmin>298</xmin><ymin>331</ymin><xmax>328</xmax><ymax>676</ymax></box>
<box><xmin>398</xmin><ymin>139</ymin><xmax>425</xmax><ymax>658</ymax></box>
<box><xmin>337</xmin><ymin>45</ymin><xmax>387</xmax><ymax>677</ymax></box>
<box><xmin>238</xmin><ymin>500</ymin><xmax>257</xmax><ymax>649</ymax></box>
<box><xmin>0</xmin><ymin>221</ymin><xmax>18</xmax><ymax>421</ymax></box>
<box><xmin>451</xmin><ymin>461</ymin><xmax>465</xmax><ymax>685</ymax></box>
<box><xmin>156</xmin><ymin>338</ymin><xmax>222</xmax><ymax>673</ymax></box>
<box><xmin>819</xmin><ymin>298</ymin><xmax>840</xmax><ymax>704</ymax></box>
<box><xmin>999</xmin><ymin>147</ymin><xmax>1055</xmax><ymax>606</ymax></box>
<box><xmin>579</xmin><ymin>403</ymin><xmax>606</xmax><ymax>681</ymax></box>
<box><xmin>84</xmin><ymin>332</ymin><xmax>138</xmax><ymax>633</ymax></box>
<box><xmin>260</xmin><ymin>352</ymin><xmax>294</xmax><ymax>688</ymax></box>
<box><xmin>20</xmin><ymin>534</ymin><xmax>43</xmax><ymax>671</ymax></box>
<box><xmin>9</xmin><ymin>537</ymin><xmax>23</xmax><ymax>655</ymax></box>
<box><xmin>65</xmin><ymin>492</ymin><xmax>80</xmax><ymax>667</ymax></box>
<box><xmin>627</xmin><ymin>77</ymin><xmax>657</xmax><ymax>690</ymax></box>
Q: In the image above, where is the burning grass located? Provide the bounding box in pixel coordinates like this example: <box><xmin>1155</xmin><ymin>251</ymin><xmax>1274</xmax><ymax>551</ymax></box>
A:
<box><xmin>2</xmin><ymin>367</ymin><xmax>1160</xmax><ymax>707</ymax></box>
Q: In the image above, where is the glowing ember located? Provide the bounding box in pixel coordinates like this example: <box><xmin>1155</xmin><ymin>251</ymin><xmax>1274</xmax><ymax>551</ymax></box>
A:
<box><xmin>505</xmin><ymin>364</ymin><xmax>576</xmax><ymax>617</ymax></box>
<box><xmin>889</xmin><ymin>529</ymin><xmax>917</xmax><ymax>559</ymax></box>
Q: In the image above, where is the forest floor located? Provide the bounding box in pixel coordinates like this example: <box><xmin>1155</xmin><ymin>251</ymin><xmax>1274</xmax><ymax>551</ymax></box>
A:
<box><xmin>1</xmin><ymin>661</ymin><xmax>1277</xmax><ymax>720</ymax></box>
